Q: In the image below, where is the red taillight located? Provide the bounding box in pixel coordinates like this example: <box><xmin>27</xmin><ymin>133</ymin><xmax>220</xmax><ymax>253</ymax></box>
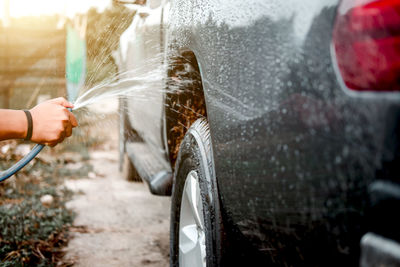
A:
<box><xmin>333</xmin><ymin>0</ymin><xmax>400</xmax><ymax>92</ymax></box>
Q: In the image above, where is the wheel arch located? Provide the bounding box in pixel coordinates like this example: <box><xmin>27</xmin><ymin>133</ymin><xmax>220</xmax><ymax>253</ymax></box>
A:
<box><xmin>164</xmin><ymin>48</ymin><xmax>209</xmax><ymax>170</ymax></box>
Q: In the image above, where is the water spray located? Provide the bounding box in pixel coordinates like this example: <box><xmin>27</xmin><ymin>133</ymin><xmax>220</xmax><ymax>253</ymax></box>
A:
<box><xmin>0</xmin><ymin>108</ymin><xmax>73</xmax><ymax>182</ymax></box>
<box><xmin>0</xmin><ymin>62</ymin><xmax>164</xmax><ymax>183</ymax></box>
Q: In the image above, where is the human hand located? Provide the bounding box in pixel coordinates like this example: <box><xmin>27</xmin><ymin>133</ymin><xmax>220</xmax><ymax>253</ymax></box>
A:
<box><xmin>29</xmin><ymin>97</ymin><xmax>78</xmax><ymax>146</ymax></box>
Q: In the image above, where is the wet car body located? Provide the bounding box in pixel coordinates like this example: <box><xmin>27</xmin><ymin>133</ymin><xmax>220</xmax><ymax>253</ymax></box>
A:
<box><xmin>118</xmin><ymin>0</ymin><xmax>400</xmax><ymax>265</ymax></box>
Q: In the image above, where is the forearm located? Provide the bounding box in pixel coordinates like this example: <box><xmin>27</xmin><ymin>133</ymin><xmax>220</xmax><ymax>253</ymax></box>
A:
<box><xmin>0</xmin><ymin>109</ymin><xmax>27</xmax><ymax>141</ymax></box>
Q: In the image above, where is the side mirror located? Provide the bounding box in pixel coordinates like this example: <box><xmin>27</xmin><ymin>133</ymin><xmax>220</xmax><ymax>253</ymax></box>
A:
<box><xmin>113</xmin><ymin>0</ymin><xmax>150</xmax><ymax>18</ymax></box>
<box><xmin>113</xmin><ymin>0</ymin><xmax>146</xmax><ymax>5</ymax></box>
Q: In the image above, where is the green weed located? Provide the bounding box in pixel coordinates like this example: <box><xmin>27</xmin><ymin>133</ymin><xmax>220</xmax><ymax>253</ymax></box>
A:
<box><xmin>0</xmin><ymin>142</ymin><xmax>92</xmax><ymax>266</ymax></box>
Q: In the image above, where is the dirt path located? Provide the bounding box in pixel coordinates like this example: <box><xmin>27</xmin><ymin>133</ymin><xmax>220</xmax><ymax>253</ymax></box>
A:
<box><xmin>63</xmin><ymin>101</ymin><xmax>170</xmax><ymax>266</ymax></box>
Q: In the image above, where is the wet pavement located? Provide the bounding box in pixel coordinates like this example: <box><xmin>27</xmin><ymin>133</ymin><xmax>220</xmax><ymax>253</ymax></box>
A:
<box><xmin>63</xmin><ymin>101</ymin><xmax>170</xmax><ymax>266</ymax></box>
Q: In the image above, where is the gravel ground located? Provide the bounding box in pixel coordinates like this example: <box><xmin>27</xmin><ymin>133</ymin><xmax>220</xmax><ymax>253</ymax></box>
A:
<box><xmin>63</xmin><ymin>100</ymin><xmax>170</xmax><ymax>266</ymax></box>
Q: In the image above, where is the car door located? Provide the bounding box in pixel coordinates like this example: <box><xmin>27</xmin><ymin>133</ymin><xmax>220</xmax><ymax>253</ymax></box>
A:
<box><xmin>125</xmin><ymin>0</ymin><xmax>167</xmax><ymax>156</ymax></box>
<box><xmin>170</xmin><ymin>0</ymin><xmax>398</xmax><ymax>264</ymax></box>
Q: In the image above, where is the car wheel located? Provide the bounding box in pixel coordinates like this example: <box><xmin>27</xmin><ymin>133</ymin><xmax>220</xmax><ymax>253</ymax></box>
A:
<box><xmin>170</xmin><ymin>119</ymin><xmax>224</xmax><ymax>267</ymax></box>
<box><xmin>119</xmin><ymin>98</ymin><xmax>141</xmax><ymax>182</ymax></box>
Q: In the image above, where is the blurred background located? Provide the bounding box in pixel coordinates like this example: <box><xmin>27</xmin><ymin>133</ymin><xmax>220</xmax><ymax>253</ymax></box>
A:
<box><xmin>0</xmin><ymin>0</ymin><xmax>134</xmax><ymax>109</ymax></box>
<box><xmin>0</xmin><ymin>2</ymin><xmax>156</xmax><ymax>266</ymax></box>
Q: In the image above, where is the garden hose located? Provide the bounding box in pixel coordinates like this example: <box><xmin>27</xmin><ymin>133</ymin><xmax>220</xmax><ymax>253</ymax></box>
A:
<box><xmin>0</xmin><ymin>144</ymin><xmax>45</xmax><ymax>182</ymax></box>
<box><xmin>0</xmin><ymin>108</ymin><xmax>73</xmax><ymax>182</ymax></box>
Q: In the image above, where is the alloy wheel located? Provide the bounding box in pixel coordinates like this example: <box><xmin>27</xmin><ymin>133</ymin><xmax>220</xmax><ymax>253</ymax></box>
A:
<box><xmin>179</xmin><ymin>170</ymin><xmax>207</xmax><ymax>267</ymax></box>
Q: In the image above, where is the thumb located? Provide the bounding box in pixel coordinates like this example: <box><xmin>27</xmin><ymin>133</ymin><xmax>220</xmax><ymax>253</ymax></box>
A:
<box><xmin>53</xmin><ymin>97</ymin><xmax>74</xmax><ymax>109</ymax></box>
<box><xmin>69</xmin><ymin>112</ymin><xmax>79</xmax><ymax>127</ymax></box>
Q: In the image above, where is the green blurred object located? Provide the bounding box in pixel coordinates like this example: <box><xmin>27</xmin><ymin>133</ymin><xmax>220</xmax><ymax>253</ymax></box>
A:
<box><xmin>66</xmin><ymin>25</ymin><xmax>86</xmax><ymax>102</ymax></box>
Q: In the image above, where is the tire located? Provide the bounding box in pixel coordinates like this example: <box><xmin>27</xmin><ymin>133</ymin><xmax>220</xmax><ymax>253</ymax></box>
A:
<box><xmin>119</xmin><ymin>98</ymin><xmax>141</xmax><ymax>182</ymax></box>
<box><xmin>170</xmin><ymin>119</ymin><xmax>224</xmax><ymax>267</ymax></box>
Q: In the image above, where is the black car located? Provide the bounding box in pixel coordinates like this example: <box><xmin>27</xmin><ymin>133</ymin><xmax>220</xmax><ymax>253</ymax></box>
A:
<box><xmin>115</xmin><ymin>0</ymin><xmax>400</xmax><ymax>266</ymax></box>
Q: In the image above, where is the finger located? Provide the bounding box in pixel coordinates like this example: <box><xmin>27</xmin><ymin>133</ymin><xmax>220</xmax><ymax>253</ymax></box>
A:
<box><xmin>69</xmin><ymin>112</ymin><xmax>79</xmax><ymax>127</ymax></box>
<box><xmin>65</xmin><ymin>123</ymin><xmax>72</xmax><ymax>137</ymax></box>
<box><xmin>59</xmin><ymin>131</ymin><xmax>66</xmax><ymax>141</ymax></box>
<box><xmin>54</xmin><ymin>97</ymin><xmax>74</xmax><ymax>109</ymax></box>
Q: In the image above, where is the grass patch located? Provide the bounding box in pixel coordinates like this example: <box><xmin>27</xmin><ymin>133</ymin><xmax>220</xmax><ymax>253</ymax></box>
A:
<box><xmin>0</xmin><ymin>141</ymin><xmax>92</xmax><ymax>266</ymax></box>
